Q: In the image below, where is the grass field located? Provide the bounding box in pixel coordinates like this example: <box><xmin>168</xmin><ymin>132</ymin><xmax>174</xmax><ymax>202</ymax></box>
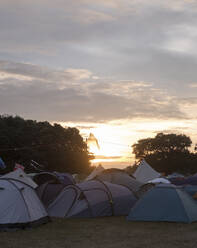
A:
<box><xmin>1</xmin><ymin>217</ymin><xmax>197</xmax><ymax>248</ymax></box>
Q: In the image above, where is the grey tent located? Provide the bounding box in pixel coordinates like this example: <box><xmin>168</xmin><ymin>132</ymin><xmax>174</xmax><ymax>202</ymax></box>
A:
<box><xmin>39</xmin><ymin>180</ymin><xmax>137</xmax><ymax>218</ymax></box>
<box><xmin>0</xmin><ymin>169</ymin><xmax>49</xmax><ymax>230</ymax></box>
<box><xmin>127</xmin><ymin>184</ymin><xmax>197</xmax><ymax>223</ymax></box>
<box><xmin>91</xmin><ymin>168</ymin><xmax>143</xmax><ymax>193</ymax></box>
<box><xmin>133</xmin><ymin>160</ymin><xmax>161</xmax><ymax>183</ymax></box>
<box><xmin>33</xmin><ymin>171</ymin><xmax>75</xmax><ymax>186</ymax></box>
<box><xmin>85</xmin><ymin>164</ymin><xmax>104</xmax><ymax>181</ymax></box>
<box><xmin>33</xmin><ymin>172</ymin><xmax>61</xmax><ymax>186</ymax></box>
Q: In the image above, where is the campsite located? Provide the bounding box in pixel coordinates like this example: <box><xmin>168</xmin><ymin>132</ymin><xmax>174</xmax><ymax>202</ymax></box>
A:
<box><xmin>2</xmin><ymin>1</ymin><xmax>197</xmax><ymax>247</ymax></box>
<box><xmin>1</xmin><ymin>118</ymin><xmax>197</xmax><ymax>248</ymax></box>
<box><xmin>1</xmin><ymin>158</ymin><xmax>197</xmax><ymax>247</ymax></box>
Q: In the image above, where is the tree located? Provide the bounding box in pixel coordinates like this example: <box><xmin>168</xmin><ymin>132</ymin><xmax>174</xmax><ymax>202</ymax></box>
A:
<box><xmin>0</xmin><ymin>115</ymin><xmax>93</xmax><ymax>174</ymax></box>
<box><xmin>132</xmin><ymin>133</ymin><xmax>196</xmax><ymax>174</ymax></box>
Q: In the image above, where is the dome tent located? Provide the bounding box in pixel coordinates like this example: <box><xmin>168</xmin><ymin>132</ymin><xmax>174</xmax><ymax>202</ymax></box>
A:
<box><xmin>39</xmin><ymin>180</ymin><xmax>137</xmax><ymax>218</ymax></box>
<box><xmin>92</xmin><ymin>168</ymin><xmax>143</xmax><ymax>194</ymax></box>
<box><xmin>0</xmin><ymin>169</ymin><xmax>49</xmax><ymax>230</ymax></box>
<box><xmin>127</xmin><ymin>184</ymin><xmax>197</xmax><ymax>223</ymax></box>
<box><xmin>33</xmin><ymin>171</ymin><xmax>75</xmax><ymax>186</ymax></box>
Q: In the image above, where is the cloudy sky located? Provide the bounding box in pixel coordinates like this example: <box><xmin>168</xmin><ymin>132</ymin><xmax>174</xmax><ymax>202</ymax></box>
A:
<box><xmin>1</xmin><ymin>0</ymin><xmax>197</xmax><ymax>167</ymax></box>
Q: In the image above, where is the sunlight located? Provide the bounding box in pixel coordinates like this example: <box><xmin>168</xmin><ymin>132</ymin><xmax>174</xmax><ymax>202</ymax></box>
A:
<box><xmin>57</xmin><ymin>118</ymin><xmax>197</xmax><ymax>168</ymax></box>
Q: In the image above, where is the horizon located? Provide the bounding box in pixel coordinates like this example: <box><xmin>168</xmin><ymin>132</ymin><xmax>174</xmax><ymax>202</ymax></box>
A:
<box><xmin>1</xmin><ymin>1</ymin><xmax>197</xmax><ymax>168</ymax></box>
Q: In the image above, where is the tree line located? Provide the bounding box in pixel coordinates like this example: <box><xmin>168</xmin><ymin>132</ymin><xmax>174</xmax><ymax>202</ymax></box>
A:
<box><xmin>132</xmin><ymin>132</ymin><xmax>197</xmax><ymax>175</ymax></box>
<box><xmin>0</xmin><ymin>115</ymin><xmax>93</xmax><ymax>174</ymax></box>
<box><xmin>1</xmin><ymin>115</ymin><xmax>197</xmax><ymax>175</ymax></box>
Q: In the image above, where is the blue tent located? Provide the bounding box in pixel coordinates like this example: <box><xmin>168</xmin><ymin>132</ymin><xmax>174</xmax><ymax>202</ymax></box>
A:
<box><xmin>170</xmin><ymin>175</ymin><xmax>197</xmax><ymax>186</ymax></box>
<box><xmin>183</xmin><ymin>185</ymin><xmax>197</xmax><ymax>198</ymax></box>
<box><xmin>0</xmin><ymin>157</ymin><xmax>6</xmax><ymax>169</ymax></box>
<box><xmin>127</xmin><ymin>184</ymin><xmax>197</xmax><ymax>223</ymax></box>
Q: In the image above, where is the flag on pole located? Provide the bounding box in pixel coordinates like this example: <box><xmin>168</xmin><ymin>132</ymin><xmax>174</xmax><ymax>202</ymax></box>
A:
<box><xmin>86</xmin><ymin>133</ymin><xmax>100</xmax><ymax>150</ymax></box>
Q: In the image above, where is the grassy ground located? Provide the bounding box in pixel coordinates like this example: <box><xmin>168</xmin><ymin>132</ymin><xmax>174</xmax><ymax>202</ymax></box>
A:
<box><xmin>1</xmin><ymin>217</ymin><xmax>197</xmax><ymax>248</ymax></box>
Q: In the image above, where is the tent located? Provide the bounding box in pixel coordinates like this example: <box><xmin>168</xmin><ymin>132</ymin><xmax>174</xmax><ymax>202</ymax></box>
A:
<box><xmin>85</xmin><ymin>164</ymin><xmax>104</xmax><ymax>181</ymax></box>
<box><xmin>88</xmin><ymin>168</ymin><xmax>143</xmax><ymax>193</ymax></box>
<box><xmin>33</xmin><ymin>171</ymin><xmax>74</xmax><ymax>186</ymax></box>
<box><xmin>39</xmin><ymin>180</ymin><xmax>137</xmax><ymax>218</ymax></box>
<box><xmin>166</xmin><ymin>172</ymin><xmax>184</xmax><ymax>179</ymax></box>
<box><xmin>37</xmin><ymin>182</ymin><xmax>67</xmax><ymax>207</ymax></box>
<box><xmin>148</xmin><ymin>178</ymin><xmax>171</xmax><ymax>184</ymax></box>
<box><xmin>54</xmin><ymin>172</ymin><xmax>75</xmax><ymax>185</ymax></box>
<box><xmin>1</xmin><ymin>168</ymin><xmax>37</xmax><ymax>188</ymax></box>
<box><xmin>170</xmin><ymin>175</ymin><xmax>197</xmax><ymax>186</ymax></box>
<box><xmin>127</xmin><ymin>184</ymin><xmax>197</xmax><ymax>223</ymax></box>
<box><xmin>183</xmin><ymin>185</ymin><xmax>197</xmax><ymax>198</ymax></box>
<box><xmin>0</xmin><ymin>169</ymin><xmax>49</xmax><ymax>230</ymax></box>
<box><xmin>0</xmin><ymin>157</ymin><xmax>6</xmax><ymax>169</ymax></box>
<box><xmin>133</xmin><ymin>160</ymin><xmax>161</xmax><ymax>183</ymax></box>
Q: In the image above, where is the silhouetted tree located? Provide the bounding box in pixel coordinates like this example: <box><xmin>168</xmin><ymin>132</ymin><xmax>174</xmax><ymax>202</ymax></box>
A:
<box><xmin>132</xmin><ymin>133</ymin><xmax>197</xmax><ymax>174</ymax></box>
<box><xmin>0</xmin><ymin>115</ymin><xmax>93</xmax><ymax>174</ymax></box>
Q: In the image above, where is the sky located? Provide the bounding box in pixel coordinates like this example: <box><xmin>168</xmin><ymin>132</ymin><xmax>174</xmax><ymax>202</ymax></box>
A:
<box><xmin>1</xmin><ymin>0</ymin><xmax>197</xmax><ymax>168</ymax></box>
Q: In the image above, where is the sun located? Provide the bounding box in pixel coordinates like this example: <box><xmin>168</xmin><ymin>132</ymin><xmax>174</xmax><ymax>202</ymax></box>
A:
<box><xmin>87</xmin><ymin>126</ymin><xmax>129</xmax><ymax>158</ymax></box>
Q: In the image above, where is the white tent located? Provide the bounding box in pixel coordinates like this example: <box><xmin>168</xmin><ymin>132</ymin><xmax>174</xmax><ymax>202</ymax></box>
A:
<box><xmin>148</xmin><ymin>178</ymin><xmax>171</xmax><ymax>184</ymax></box>
<box><xmin>0</xmin><ymin>170</ymin><xmax>49</xmax><ymax>230</ymax></box>
<box><xmin>85</xmin><ymin>164</ymin><xmax>104</xmax><ymax>181</ymax></box>
<box><xmin>1</xmin><ymin>168</ymin><xmax>37</xmax><ymax>188</ymax></box>
<box><xmin>133</xmin><ymin>160</ymin><xmax>161</xmax><ymax>183</ymax></box>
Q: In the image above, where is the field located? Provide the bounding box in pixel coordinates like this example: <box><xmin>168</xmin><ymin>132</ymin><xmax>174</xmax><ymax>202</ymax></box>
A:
<box><xmin>1</xmin><ymin>217</ymin><xmax>197</xmax><ymax>248</ymax></box>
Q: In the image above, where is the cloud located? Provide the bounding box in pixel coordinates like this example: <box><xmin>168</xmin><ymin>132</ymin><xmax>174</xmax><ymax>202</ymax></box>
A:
<box><xmin>189</xmin><ymin>83</ymin><xmax>197</xmax><ymax>88</ymax></box>
<box><xmin>0</xmin><ymin>1</ymin><xmax>197</xmax><ymax>123</ymax></box>
<box><xmin>0</xmin><ymin>60</ymin><xmax>187</xmax><ymax>122</ymax></box>
<box><xmin>65</xmin><ymin>68</ymin><xmax>93</xmax><ymax>80</ymax></box>
<box><xmin>0</xmin><ymin>0</ymin><xmax>197</xmax><ymax>92</ymax></box>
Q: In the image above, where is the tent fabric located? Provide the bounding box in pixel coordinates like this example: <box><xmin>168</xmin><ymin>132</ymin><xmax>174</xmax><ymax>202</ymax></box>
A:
<box><xmin>169</xmin><ymin>177</ymin><xmax>186</xmax><ymax>185</ymax></box>
<box><xmin>88</xmin><ymin>168</ymin><xmax>143</xmax><ymax>193</ymax></box>
<box><xmin>54</xmin><ymin>172</ymin><xmax>75</xmax><ymax>185</ymax></box>
<box><xmin>37</xmin><ymin>182</ymin><xmax>66</xmax><ymax>207</ymax></box>
<box><xmin>1</xmin><ymin>169</ymin><xmax>37</xmax><ymax>188</ymax></box>
<box><xmin>183</xmin><ymin>185</ymin><xmax>197</xmax><ymax>198</ymax></box>
<box><xmin>127</xmin><ymin>184</ymin><xmax>197</xmax><ymax>223</ymax></box>
<box><xmin>0</xmin><ymin>157</ymin><xmax>6</xmax><ymax>169</ymax></box>
<box><xmin>85</xmin><ymin>165</ymin><xmax>104</xmax><ymax>181</ymax></box>
<box><xmin>133</xmin><ymin>160</ymin><xmax>161</xmax><ymax>183</ymax></box>
<box><xmin>136</xmin><ymin>183</ymin><xmax>156</xmax><ymax>198</ymax></box>
<box><xmin>167</xmin><ymin>173</ymin><xmax>185</xmax><ymax>179</ymax></box>
<box><xmin>33</xmin><ymin>172</ymin><xmax>60</xmax><ymax>186</ymax></box>
<box><xmin>33</xmin><ymin>171</ymin><xmax>74</xmax><ymax>186</ymax></box>
<box><xmin>0</xmin><ymin>173</ymin><xmax>49</xmax><ymax>230</ymax></box>
<box><xmin>148</xmin><ymin>178</ymin><xmax>171</xmax><ymax>184</ymax></box>
<box><xmin>42</xmin><ymin>180</ymin><xmax>137</xmax><ymax>218</ymax></box>
<box><xmin>170</xmin><ymin>175</ymin><xmax>197</xmax><ymax>186</ymax></box>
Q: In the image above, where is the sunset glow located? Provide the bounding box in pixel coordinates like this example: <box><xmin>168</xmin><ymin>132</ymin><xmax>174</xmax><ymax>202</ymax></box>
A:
<box><xmin>58</xmin><ymin>118</ymin><xmax>197</xmax><ymax>169</ymax></box>
<box><xmin>1</xmin><ymin>0</ymin><xmax>197</xmax><ymax>170</ymax></box>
